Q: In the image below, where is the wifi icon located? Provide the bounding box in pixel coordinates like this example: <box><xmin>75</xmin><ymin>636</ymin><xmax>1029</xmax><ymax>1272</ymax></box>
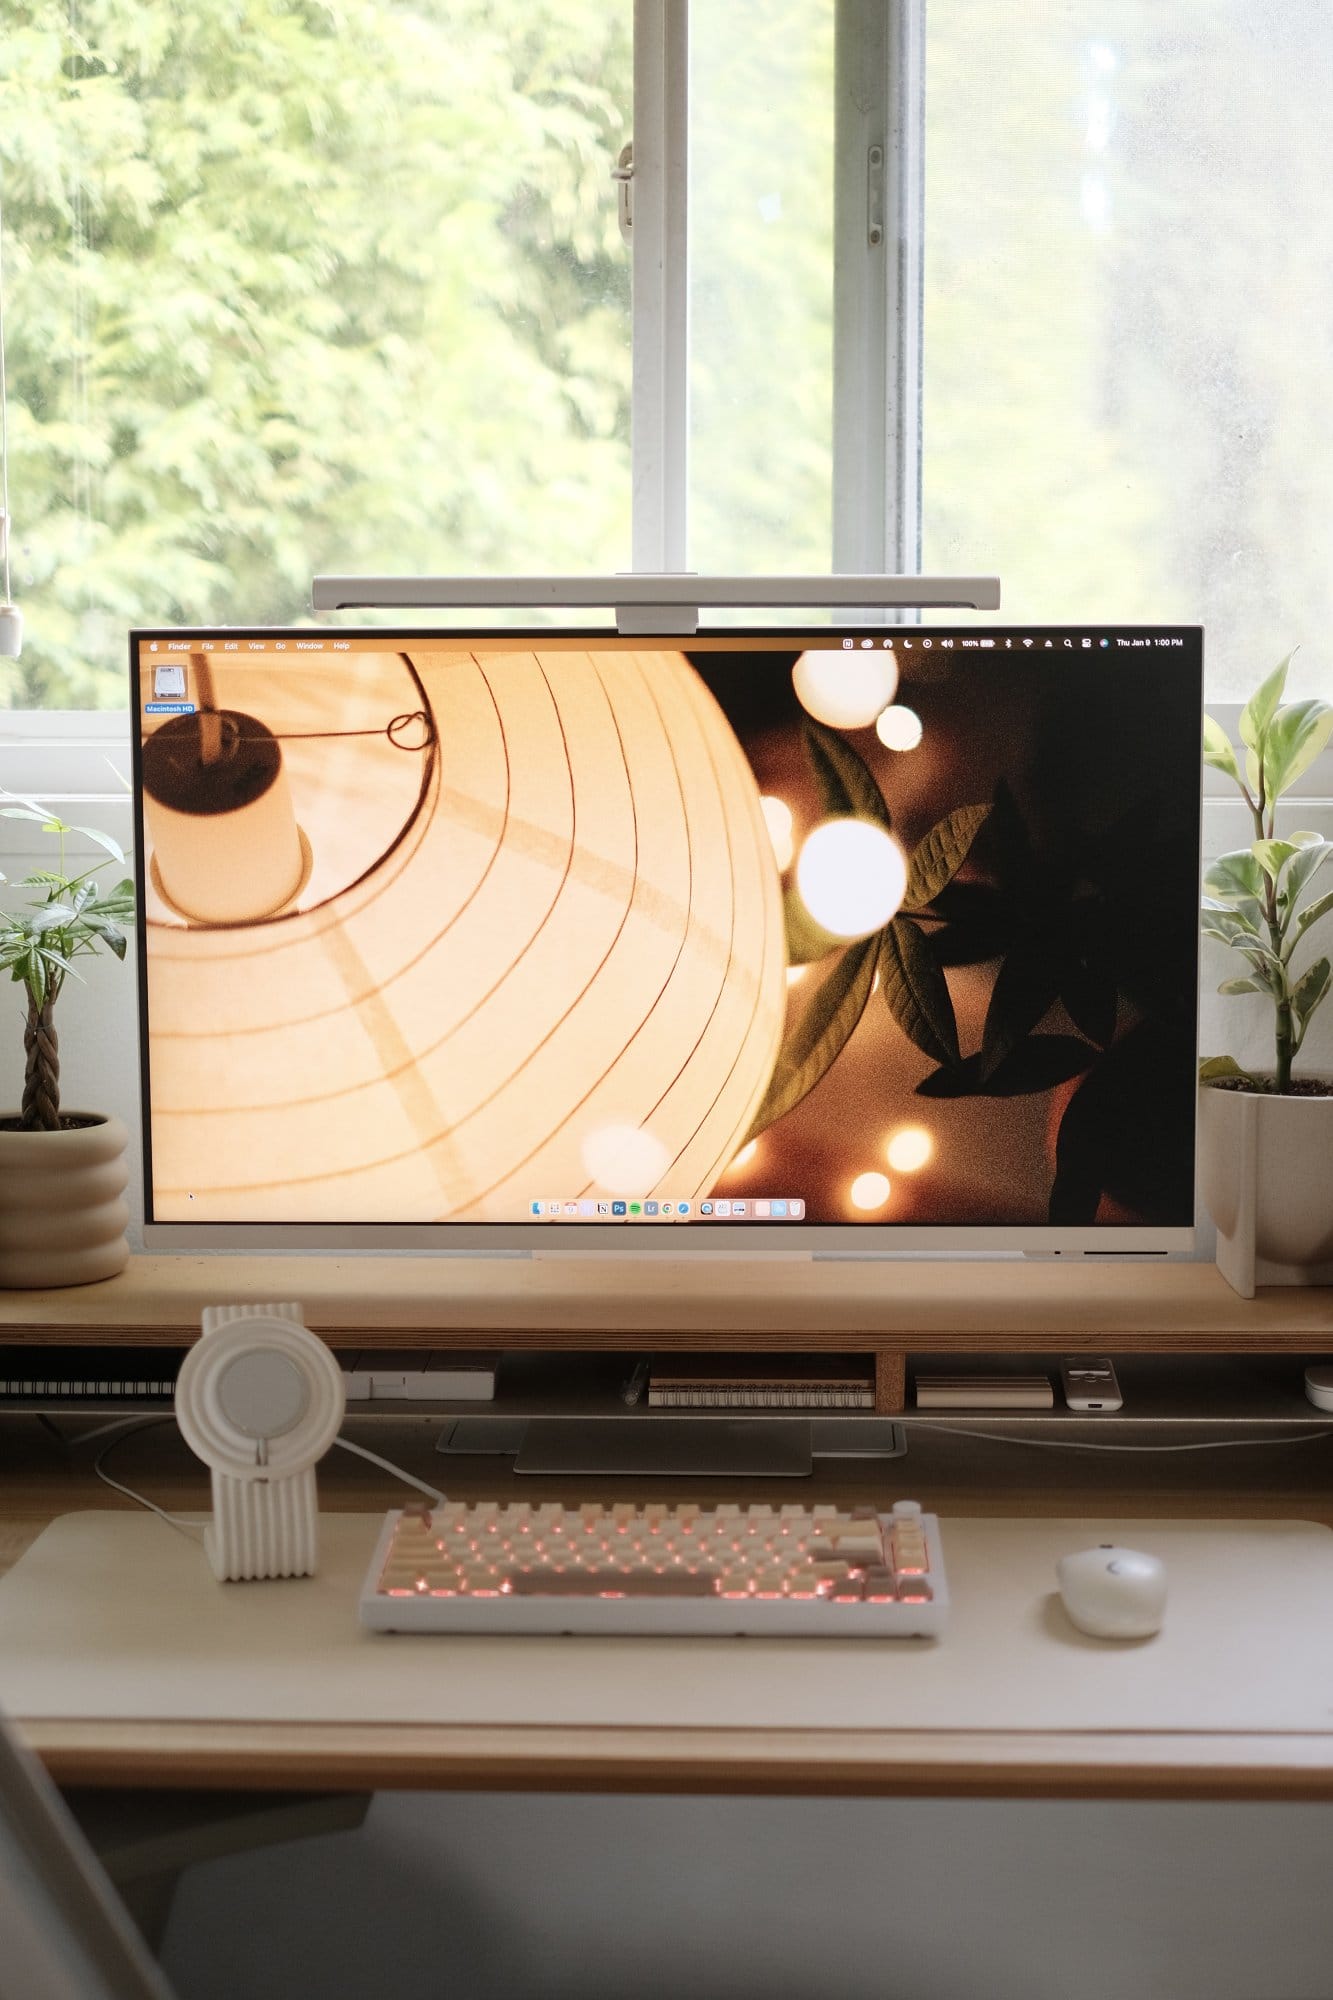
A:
<box><xmin>1021</xmin><ymin>637</ymin><xmax>1034</xmax><ymax>648</ymax></box>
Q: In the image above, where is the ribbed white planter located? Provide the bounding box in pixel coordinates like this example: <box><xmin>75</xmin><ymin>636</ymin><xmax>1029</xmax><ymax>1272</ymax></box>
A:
<box><xmin>1198</xmin><ymin>1083</ymin><xmax>1333</xmax><ymax>1298</ymax></box>
<box><xmin>0</xmin><ymin>1114</ymin><xmax>130</xmax><ymax>1288</ymax></box>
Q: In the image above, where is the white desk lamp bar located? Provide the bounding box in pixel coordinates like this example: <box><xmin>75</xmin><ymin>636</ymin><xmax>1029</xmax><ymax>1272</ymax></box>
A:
<box><xmin>310</xmin><ymin>573</ymin><xmax>1001</xmax><ymax>635</ymax></box>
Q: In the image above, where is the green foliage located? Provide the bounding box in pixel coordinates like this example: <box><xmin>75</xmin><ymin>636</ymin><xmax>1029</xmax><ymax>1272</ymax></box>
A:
<box><xmin>744</xmin><ymin>932</ymin><xmax>877</xmax><ymax>1145</ymax></box>
<box><xmin>1200</xmin><ymin>656</ymin><xmax>1333</xmax><ymax>1091</ymax></box>
<box><xmin>0</xmin><ymin>796</ymin><xmax>135</xmax><ymax>1069</ymax></box>
<box><xmin>0</xmin><ymin>0</ymin><xmax>633</xmax><ymax>707</ymax></box>
<box><xmin>878</xmin><ymin>918</ymin><xmax>960</xmax><ymax>1069</ymax></box>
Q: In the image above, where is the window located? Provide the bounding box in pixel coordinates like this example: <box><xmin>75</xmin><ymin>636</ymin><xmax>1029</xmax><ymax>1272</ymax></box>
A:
<box><xmin>3</xmin><ymin>1</ymin><xmax>1332</xmax><ymax>711</ymax></box>
<box><xmin>922</xmin><ymin>2</ymin><xmax>1333</xmax><ymax>700</ymax></box>
<box><xmin>2</xmin><ymin>0</ymin><xmax>633</xmax><ymax>707</ymax></box>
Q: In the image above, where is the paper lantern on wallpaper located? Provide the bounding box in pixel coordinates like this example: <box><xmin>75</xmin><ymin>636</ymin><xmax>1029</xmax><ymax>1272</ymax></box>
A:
<box><xmin>144</xmin><ymin>649</ymin><xmax>790</xmax><ymax>1223</ymax></box>
<box><xmin>142</xmin><ymin>710</ymin><xmax>309</xmax><ymax>924</ymax></box>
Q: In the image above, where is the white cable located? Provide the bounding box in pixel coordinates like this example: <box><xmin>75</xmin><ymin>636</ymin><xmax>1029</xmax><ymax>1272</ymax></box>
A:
<box><xmin>92</xmin><ymin>1421</ymin><xmax>206</xmax><ymax>1539</ymax></box>
<box><xmin>914</xmin><ymin>1421</ymin><xmax>1333</xmax><ymax>1455</ymax></box>
<box><xmin>331</xmin><ymin>1434</ymin><xmax>444</xmax><ymax>1505</ymax></box>
<box><xmin>65</xmin><ymin>1413</ymin><xmax>160</xmax><ymax>1447</ymax></box>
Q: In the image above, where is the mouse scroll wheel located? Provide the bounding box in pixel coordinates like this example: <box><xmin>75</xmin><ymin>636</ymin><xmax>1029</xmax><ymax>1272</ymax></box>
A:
<box><xmin>1106</xmin><ymin>1560</ymin><xmax>1125</xmax><ymax>1574</ymax></box>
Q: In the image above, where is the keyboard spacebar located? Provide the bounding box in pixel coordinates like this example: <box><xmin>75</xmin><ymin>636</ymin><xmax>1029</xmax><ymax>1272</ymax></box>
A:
<box><xmin>506</xmin><ymin>1569</ymin><xmax>720</xmax><ymax>1597</ymax></box>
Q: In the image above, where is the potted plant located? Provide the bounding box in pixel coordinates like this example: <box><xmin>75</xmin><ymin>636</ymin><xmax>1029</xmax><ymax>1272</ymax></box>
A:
<box><xmin>1198</xmin><ymin>654</ymin><xmax>1333</xmax><ymax>1295</ymax></box>
<box><xmin>0</xmin><ymin>796</ymin><xmax>136</xmax><ymax>1287</ymax></box>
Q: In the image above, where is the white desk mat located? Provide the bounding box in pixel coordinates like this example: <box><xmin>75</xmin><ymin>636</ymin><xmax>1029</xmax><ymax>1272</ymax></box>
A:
<box><xmin>3</xmin><ymin>1512</ymin><xmax>1333</xmax><ymax>1735</ymax></box>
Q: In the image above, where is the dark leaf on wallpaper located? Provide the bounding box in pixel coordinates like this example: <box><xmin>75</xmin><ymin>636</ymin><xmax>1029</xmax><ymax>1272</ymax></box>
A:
<box><xmin>917</xmin><ymin>1034</ymin><xmax>1095</xmax><ymax>1099</ymax></box>
<box><xmin>980</xmin><ymin>933</ymin><xmax>1066</xmax><ymax>1077</ymax></box>
<box><xmin>903</xmin><ymin>803</ymin><xmax>991</xmax><ymax>911</ymax></box>
<box><xmin>1049</xmin><ymin>1020</ymin><xmax>1195</xmax><ymax>1224</ymax></box>
<box><xmin>981</xmin><ymin>777</ymin><xmax>1035</xmax><ymax>883</ymax></box>
<box><xmin>803</xmin><ymin>721</ymin><xmax>892</xmax><ymax>829</ymax></box>
<box><xmin>783</xmin><ymin>887</ymin><xmax>840</xmax><ymax>966</ymax></box>
<box><xmin>879</xmin><ymin>918</ymin><xmax>960</xmax><ymax>1069</ymax></box>
<box><xmin>926</xmin><ymin>881</ymin><xmax>1015</xmax><ymax>966</ymax></box>
<box><xmin>745</xmin><ymin>934</ymin><xmax>878</xmax><ymax>1142</ymax></box>
<box><xmin>1048</xmin><ymin>1078</ymin><xmax>1104</xmax><ymax>1225</ymax></box>
<box><xmin>1060</xmin><ymin>934</ymin><xmax>1118</xmax><ymax>1048</ymax></box>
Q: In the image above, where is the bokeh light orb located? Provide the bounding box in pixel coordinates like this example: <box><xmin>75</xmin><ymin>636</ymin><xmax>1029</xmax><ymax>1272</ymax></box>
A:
<box><xmin>793</xmin><ymin>649</ymin><xmax>898</xmax><ymax>730</ymax></box>
<box><xmin>760</xmin><ymin>795</ymin><xmax>795</xmax><ymax>871</ymax></box>
<box><xmin>886</xmin><ymin>1125</ymin><xmax>934</xmax><ymax>1173</ymax></box>
<box><xmin>850</xmin><ymin>1171</ymin><xmax>892</xmax><ymax>1212</ymax></box>
<box><xmin>729</xmin><ymin>1139</ymin><xmax>758</xmax><ymax>1172</ymax></box>
<box><xmin>875</xmin><ymin>704</ymin><xmax>924</xmax><ymax>752</ymax></box>
<box><xmin>581</xmin><ymin>1122</ymin><xmax>671</xmax><ymax>1196</ymax></box>
<box><xmin>795</xmin><ymin>819</ymin><xmax>908</xmax><ymax>939</ymax></box>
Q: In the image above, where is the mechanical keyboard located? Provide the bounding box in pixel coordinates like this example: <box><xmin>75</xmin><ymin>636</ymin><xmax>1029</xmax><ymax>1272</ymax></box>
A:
<box><xmin>358</xmin><ymin>1498</ymin><xmax>947</xmax><ymax>1637</ymax></box>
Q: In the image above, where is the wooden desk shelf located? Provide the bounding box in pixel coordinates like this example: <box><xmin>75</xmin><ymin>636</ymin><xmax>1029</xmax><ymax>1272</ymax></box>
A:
<box><xmin>2</xmin><ymin>1257</ymin><xmax>1330</xmax><ymax>1415</ymax></box>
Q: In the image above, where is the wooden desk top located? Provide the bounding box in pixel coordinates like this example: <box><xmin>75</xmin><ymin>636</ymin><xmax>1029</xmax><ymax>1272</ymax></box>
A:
<box><xmin>4</xmin><ymin>1415</ymin><xmax>1333</xmax><ymax>1803</ymax></box>
<box><xmin>3</xmin><ymin>1253</ymin><xmax>1332</xmax><ymax>1351</ymax></box>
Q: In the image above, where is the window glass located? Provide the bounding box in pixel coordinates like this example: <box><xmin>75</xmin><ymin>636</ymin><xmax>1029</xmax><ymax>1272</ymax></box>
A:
<box><xmin>923</xmin><ymin>2</ymin><xmax>1333</xmax><ymax>697</ymax></box>
<box><xmin>1</xmin><ymin>0</ymin><xmax>632</xmax><ymax>708</ymax></box>
<box><xmin>689</xmin><ymin>1</ymin><xmax>835</xmax><ymax>574</ymax></box>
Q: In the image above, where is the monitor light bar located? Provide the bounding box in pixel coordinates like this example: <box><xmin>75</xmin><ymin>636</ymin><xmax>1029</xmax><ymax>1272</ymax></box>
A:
<box><xmin>310</xmin><ymin>573</ymin><xmax>1002</xmax><ymax>634</ymax></box>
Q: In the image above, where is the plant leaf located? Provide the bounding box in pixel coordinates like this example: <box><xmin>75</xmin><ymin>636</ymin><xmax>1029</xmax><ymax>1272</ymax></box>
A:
<box><xmin>1204</xmin><ymin>850</ymin><xmax>1264</xmax><ymax>904</ymax></box>
<box><xmin>1292</xmin><ymin>887</ymin><xmax>1333</xmax><ymax>942</ymax></box>
<box><xmin>1292</xmin><ymin>956</ymin><xmax>1331</xmax><ymax>1026</ymax></box>
<box><xmin>903</xmin><ymin>803</ymin><xmax>990</xmax><ymax>911</ymax></box>
<box><xmin>1199</xmin><ymin>1054</ymin><xmax>1253</xmax><ymax>1082</ymax></box>
<box><xmin>917</xmin><ymin>1036</ymin><xmax>1095</xmax><ymax>1098</ymax></box>
<box><xmin>803</xmin><ymin>721</ymin><xmax>891</xmax><ymax>828</ymax></box>
<box><xmin>1251</xmin><ymin>838</ymin><xmax>1297</xmax><ymax>885</ymax></box>
<box><xmin>1060</xmin><ymin>938</ymin><xmax>1119</xmax><ymax>1048</ymax></box>
<box><xmin>783</xmin><ymin>887</ymin><xmax>838</xmax><ymax>966</ymax></box>
<box><xmin>1239</xmin><ymin>653</ymin><xmax>1294</xmax><ymax>753</ymax></box>
<box><xmin>67</xmin><ymin>822</ymin><xmax>126</xmax><ymax>864</ymax></box>
<box><xmin>1281</xmin><ymin>840</ymin><xmax>1331</xmax><ymax>911</ymax></box>
<box><xmin>1201</xmin><ymin>911</ymin><xmax>1261</xmax><ymax>948</ymax></box>
<box><xmin>745</xmin><ymin>935</ymin><xmax>878</xmax><ymax>1141</ymax></box>
<box><xmin>28</xmin><ymin>904</ymin><xmax>77</xmax><ymax>933</ymax></box>
<box><xmin>1263</xmin><ymin>700</ymin><xmax>1333</xmax><ymax>799</ymax></box>
<box><xmin>879</xmin><ymin>918</ymin><xmax>960</xmax><ymax>1067</ymax></box>
<box><xmin>1202</xmin><ymin>712</ymin><xmax>1240</xmax><ymax>783</ymax></box>
<box><xmin>980</xmin><ymin>932</ymin><xmax>1064</xmax><ymax>1075</ymax></box>
<box><xmin>1217</xmin><ymin>977</ymin><xmax>1264</xmax><ymax>995</ymax></box>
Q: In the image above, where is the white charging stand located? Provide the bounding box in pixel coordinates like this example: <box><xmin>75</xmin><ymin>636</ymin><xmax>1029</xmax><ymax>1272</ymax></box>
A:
<box><xmin>175</xmin><ymin>1303</ymin><xmax>345</xmax><ymax>1581</ymax></box>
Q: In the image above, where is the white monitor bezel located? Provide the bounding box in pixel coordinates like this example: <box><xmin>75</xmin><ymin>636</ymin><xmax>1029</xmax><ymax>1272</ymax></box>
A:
<box><xmin>132</xmin><ymin>619</ymin><xmax>1202</xmax><ymax>1259</ymax></box>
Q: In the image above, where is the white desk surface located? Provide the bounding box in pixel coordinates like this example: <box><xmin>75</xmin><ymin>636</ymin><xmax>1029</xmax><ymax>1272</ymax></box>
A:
<box><xmin>3</xmin><ymin>1512</ymin><xmax>1333</xmax><ymax>1769</ymax></box>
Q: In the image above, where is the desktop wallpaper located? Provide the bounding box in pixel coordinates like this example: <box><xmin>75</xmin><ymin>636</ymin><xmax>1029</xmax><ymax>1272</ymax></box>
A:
<box><xmin>133</xmin><ymin>629</ymin><xmax>1201</xmax><ymax>1230</ymax></box>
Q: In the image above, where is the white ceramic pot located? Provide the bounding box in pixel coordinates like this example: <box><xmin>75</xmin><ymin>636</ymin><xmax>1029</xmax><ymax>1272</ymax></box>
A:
<box><xmin>0</xmin><ymin>1114</ymin><xmax>130</xmax><ymax>1288</ymax></box>
<box><xmin>1198</xmin><ymin>1083</ymin><xmax>1333</xmax><ymax>1297</ymax></box>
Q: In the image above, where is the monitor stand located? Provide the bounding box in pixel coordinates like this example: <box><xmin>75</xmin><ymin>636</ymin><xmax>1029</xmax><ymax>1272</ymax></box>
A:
<box><xmin>437</xmin><ymin>1416</ymin><xmax>907</xmax><ymax>1478</ymax></box>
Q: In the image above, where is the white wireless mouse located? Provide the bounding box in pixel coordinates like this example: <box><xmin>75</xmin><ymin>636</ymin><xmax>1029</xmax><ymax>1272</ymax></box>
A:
<box><xmin>1056</xmin><ymin>1544</ymin><xmax>1166</xmax><ymax>1639</ymax></box>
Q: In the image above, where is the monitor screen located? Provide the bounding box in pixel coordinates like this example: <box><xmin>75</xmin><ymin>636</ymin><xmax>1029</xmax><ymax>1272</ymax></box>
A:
<box><xmin>131</xmin><ymin>624</ymin><xmax>1201</xmax><ymax>1251</ymax></box>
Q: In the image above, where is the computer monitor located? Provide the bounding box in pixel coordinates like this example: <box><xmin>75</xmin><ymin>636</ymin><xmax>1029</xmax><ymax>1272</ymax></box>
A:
<box><xmin>131</xmin><ymin>623</ymin><xmax>1201</xmax><ymax>1256</ymax></box>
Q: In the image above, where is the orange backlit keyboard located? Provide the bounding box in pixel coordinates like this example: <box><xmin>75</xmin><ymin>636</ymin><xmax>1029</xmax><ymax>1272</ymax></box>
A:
<box><xmin>358</xmin><ymin>1498</ymin><xmax>947</xmax><ymax>1637</ymax></box>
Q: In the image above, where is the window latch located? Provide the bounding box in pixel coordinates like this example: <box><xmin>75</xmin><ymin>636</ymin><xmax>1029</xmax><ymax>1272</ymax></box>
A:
<box><xmin>612</xmin><ymin>141</ymin><xmax>634</xmax><ymax>243</ymax></box>
<box><xmin>867</xmin><ymin>143</ymin><xmax>885</xmax><ymax>248</ymax></box>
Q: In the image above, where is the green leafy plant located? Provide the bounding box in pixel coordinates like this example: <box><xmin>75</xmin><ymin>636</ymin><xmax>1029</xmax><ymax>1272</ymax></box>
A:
<box><xmin>0</xmin><ymin>797</ymin><xmax>135</xmax><ymax>1131</ymax></box>
<box><xmin>1200</xmin><ymin>654</ymin><xmax>1333</xmax><ymax>1093</ymax></box>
